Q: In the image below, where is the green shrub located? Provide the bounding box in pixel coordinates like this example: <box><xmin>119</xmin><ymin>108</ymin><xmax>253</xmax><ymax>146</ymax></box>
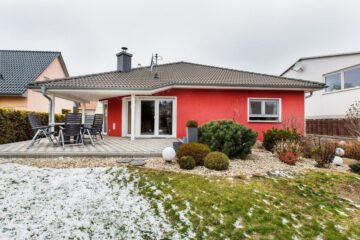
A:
<box><xmin>176</xmin><ymin>143</ymin><xmax>210</xmax><ymax>166</ymax></box>
<box><xmin>0</xmin><ymin>108</ymin><xmax>64</xmax><ymax>144</ymax></box>
<box><xmin>186</xmin><ymin>120</ymin><xmax>198</xmax><ymax>128</ymax></box>
<box><xmin>349</xmin><ymin>162</ymin><xmax>360</xmax><ymax>174</ymax></box>
<box><xmin>204</xmin><ymin>152</ymin><xmax>230</xmax><ymax>170</ymax></box>
<box><xmin>262</xmin><ymin>128</ymin><xmax>301</xmax><ymax>152</ymax></box>
<box><xmin>177</xmin><ymin>156</ymin><xmax>196</xmax><ymax>170</ymax></box>
<box><xmin>312</xmin><ymin>141</ymin><xmax>337</xmax><ymax>168</ymax></box>
<box><xmin>199</xmin><ymin>120</ymin><xmax>257</xmax><ymax>159</ymax></box>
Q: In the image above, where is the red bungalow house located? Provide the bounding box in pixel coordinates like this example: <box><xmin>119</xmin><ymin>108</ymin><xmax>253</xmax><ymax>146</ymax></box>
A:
<box><xmin>28</xmin><ymin>49</ymin><xmax>325</xmax><ymax>141</ymax></box>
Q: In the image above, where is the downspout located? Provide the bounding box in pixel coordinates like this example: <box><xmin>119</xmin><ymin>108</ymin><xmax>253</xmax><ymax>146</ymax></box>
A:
<box><xmin>305</xmin><ymin>91</ymin><xmax>313</xmax><ymax>99</ymax></box>
<box><xmin>304</xmin><ymin>91</ymin><xmax>313</xmax><ymax>137</ymax></box>
<box><xmin>41</xmin><ymin>85</ymin><xmax>53</xmax><ymax>124</ymax></box>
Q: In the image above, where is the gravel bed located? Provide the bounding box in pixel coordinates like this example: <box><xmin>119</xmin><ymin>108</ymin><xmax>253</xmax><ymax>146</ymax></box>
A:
<box><xmin>144</xmin><ymin>149</ymin><xmax>351</xmax><ymax>177</ymax></box>
<box><xmin>0</xmin><ymin>157</ymin><xmax>119</xmax><ymax>168</ymax></box>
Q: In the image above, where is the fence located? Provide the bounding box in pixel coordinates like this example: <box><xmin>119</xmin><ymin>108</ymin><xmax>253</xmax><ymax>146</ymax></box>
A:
<box><xmin>306</xmin><ymin>118</ymin><xmax>351</xmax><ymax>137</ymax></box>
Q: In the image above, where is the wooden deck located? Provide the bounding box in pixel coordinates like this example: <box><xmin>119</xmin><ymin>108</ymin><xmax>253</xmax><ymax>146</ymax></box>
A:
<box><xmin>0</xmin><ymin>137</ymin><xmax>177</xmax><ymax>158</ymax></box>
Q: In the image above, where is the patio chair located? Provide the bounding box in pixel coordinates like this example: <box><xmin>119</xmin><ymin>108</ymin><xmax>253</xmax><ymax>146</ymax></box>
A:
<box><xmin>84</xmin><ymin>115</ymin><xmax>94</xmax><ymax>129</ymax></box>
<box><xmin>58</xmin><ymin>113</ymin><xmax>83</xmax><ymax>149</ymax></box>
<box><xmin>83</xmin><ymin>114</ymin><xmax>104</xmax><ymax>145</ymax></box>
<box><xmin>27</xmin><ymin>114</ymin><xmax>57</xmax><ymax>149</ymax></box>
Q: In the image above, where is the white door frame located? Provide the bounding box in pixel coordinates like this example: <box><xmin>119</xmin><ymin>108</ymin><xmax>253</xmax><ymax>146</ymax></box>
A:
<box><xmin>122</xmin><ymin>96</ymin><xmax>177</xmax><ymax>138</ymax></box>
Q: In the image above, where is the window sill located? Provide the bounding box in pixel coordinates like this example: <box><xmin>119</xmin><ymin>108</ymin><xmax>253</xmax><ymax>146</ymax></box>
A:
<box><xmin>323</xmin><ymin>86</ymin><xmax>360</xmax><ymax>95</ymax></box>
<box><xmin>248</xmin><ymin>120</ymin><xmax>281</xmax><ymax>123</ymax></box>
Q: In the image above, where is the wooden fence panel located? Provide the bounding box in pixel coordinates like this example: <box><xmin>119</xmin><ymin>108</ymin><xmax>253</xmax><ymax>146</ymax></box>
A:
<box><xmin>306</xmin><ymin>118</ymin><xmax>352</xmax><ymax>136</ymax></box>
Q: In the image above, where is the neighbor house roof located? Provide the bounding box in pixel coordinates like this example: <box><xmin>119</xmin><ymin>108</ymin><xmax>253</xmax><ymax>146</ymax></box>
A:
<box><xmin>280</xmin><ymin>51</ymin><xmax>360</xmax><ymax>76</ymax></box>
<box><xmin>29</xmin><ymin>61</ymin><xmax>325</xmax><ymax>91</ymax></box>
<box><xmin>0</xmin><ymin>50</ymin><xmax>69</xmax><ymax>96</ymax></box>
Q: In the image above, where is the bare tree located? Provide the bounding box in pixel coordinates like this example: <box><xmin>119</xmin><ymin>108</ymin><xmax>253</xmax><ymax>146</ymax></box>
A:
<box><xmin>282</xmin><ymin>115</ymin><xmax>303</xmax><ymax>131</ymax></box>
<box><xmin>345</xmin><ymin>100</ymin><xmax>360</xmax><ymax>139</ymax></box>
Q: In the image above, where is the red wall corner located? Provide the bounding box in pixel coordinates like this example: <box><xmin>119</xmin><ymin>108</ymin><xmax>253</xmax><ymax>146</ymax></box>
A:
<box><xmin>107</xmin><ymin>97</ymin><xmax>123</xmax><ymax>136</ymax></box>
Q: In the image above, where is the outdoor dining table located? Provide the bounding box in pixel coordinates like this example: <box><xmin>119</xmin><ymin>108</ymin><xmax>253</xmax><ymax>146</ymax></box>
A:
<box><xmin>49</xmin><ymin>123</ymin><xmax>87</xmax><ymax>145</ymax></box>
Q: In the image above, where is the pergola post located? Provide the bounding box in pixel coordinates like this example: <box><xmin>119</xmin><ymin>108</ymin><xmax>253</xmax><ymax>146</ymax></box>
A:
<box><xmin>81</xmin><ymin>103</ymin><xmax>86</xmax><ymax>123</ymax></box>
<box><xmin>131</xmin><ymin>94</ymin><xmax>136</xmax><ymax>141</ymax></box>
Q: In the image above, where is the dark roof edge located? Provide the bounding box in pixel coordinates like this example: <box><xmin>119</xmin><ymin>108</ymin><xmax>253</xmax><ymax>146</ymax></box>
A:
<box><xmin>280</xmin><ymin>51</ymin><xmax>360</xmax><ymax>76</ymax></box>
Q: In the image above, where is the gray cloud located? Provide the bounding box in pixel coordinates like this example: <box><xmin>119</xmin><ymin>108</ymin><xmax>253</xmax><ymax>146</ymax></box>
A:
<box><xmin>1</xmin><ymin>0</ymin><xmax>359</xmax><ymax>76</ymax></box>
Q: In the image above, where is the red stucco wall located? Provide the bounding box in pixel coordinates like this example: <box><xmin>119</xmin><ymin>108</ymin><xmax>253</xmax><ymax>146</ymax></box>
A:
<box><xmin>107</xmin><ymin>97</ymin><xmax>122</xmax><ymax>136</ymax></box>
<box><xmin>106</xmin><ymin>89</ymin><xmax>305</xmax><ymax>141</ymax></box>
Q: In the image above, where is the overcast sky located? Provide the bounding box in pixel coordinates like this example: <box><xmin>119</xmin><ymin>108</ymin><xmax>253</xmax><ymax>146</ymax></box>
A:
<box><xmin>1</xmin><ymin>0</ymin><xmax>359</xmax><ymax>76</ymax></box>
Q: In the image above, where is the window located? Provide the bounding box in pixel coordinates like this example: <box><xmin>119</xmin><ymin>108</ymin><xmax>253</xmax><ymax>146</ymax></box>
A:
<box><xmin>324</xmin><ymin>65</ymin><xmax>360</xmax><ymax>93</ymax></box>
<box><xmin>344</xmin><ymin>67</ymin><xmax>360</xmax><ymax>89</ymax></box>
<box><xmin>248</xmin><ymin>99</ymin><xmax>280</xmax><ymax>122</ymax></box>
<box><xmin>325</xmin><ymin>73</ymin><xmax>341</xmax><ymax>92</ymax></box>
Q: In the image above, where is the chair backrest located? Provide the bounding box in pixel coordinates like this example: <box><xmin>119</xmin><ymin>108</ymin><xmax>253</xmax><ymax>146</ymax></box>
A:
<box><xmin>64</xmin><ymin>113</ymin><xmax>82</xmax><ymax>136</ymax></box>
<box><xmin>92</xmin><ymin>114</ymin><xmax>104</xmax><ymax>132</ymax></box>
<box><xmin>28</xmin><ymin>114</ymin><xmax>42</xmax><ymax>129</ymax></box>
<box><xmin>85</xmin><ymin>115</ymin><xmax>95</xmax><ymax>126</ymax></box>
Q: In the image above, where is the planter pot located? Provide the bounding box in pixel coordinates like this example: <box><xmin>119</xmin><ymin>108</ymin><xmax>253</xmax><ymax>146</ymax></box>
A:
<box><xmin>173</xmin><ymin>141</ymin><xmax>183</xmax><ymax>151</ymax></box>
<box><xmin>186</xmin><ymin>127</ymin><xmax>198</xmax><ymax>143</ymax></box>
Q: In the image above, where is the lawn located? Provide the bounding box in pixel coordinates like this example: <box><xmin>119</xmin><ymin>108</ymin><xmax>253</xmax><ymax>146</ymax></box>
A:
<box><xmin>1</xmin><ymin>163</ymin><xmax>359</xmax><ymax>240</ymax></box>
<box><xmin>121</xmin><ymin>168</ymin><xmax>360</xmax><ymax>240</ymax></box>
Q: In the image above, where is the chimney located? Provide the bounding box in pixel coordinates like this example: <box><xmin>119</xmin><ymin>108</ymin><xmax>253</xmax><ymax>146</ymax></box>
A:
<box><xmin>116</xmin><ymin>47</ymin><xmax>132</xmax><ymax>72</ymax></box>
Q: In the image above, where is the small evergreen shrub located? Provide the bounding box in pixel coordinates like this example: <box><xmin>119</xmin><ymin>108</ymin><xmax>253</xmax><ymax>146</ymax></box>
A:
<box><xmin>204</xmin><ymin>152</ymin><xmax>230</xmax><ymax>171</ymax></box>
<box><xmin>262</xmin><ymin>128</ymin><xmax>302</xmax><ymax>152</ymax></box>
<box><xmin>177</xmin><ymin>156</ymin><xmax>196</xmax><ymax>170</ymax></box>
<box><xmin>199</xmin><ymin>120</ymin><xmax>257</xmax><ymax>159</ymax></box>
<box><xmin>176</xmin><ymin>143</ymin><xmax>210</xmax><ymax>166</ymax></box>
<box><xmin>349</xmin><ymin>162</ymin><xmax>360</xmax><ymax>174</ymax></box>
<box><xmin>186</xmin><ymin>120</ymin><xmax>198</xmax><ymax>128</ymax></box>
<box><xmin>274</xmin><ymin>140</ymin><xmax>303</xmax><ymax>165</ymax></box>
<box><xmin>312</xmin><ymin>141</ymin><xmax>337</xmax><ymax>168</ymax></box>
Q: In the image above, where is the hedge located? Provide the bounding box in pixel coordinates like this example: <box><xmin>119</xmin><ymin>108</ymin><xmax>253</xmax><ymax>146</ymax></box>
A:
<box><xmin>0</xmin><ymin>108</ymin><xmax>65</xmax><ymax>144</ymax></box>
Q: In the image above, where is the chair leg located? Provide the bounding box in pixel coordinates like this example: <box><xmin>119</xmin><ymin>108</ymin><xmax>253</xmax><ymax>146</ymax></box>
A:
<box><xmin>60</xmin><ymin>131</ymin><xmax>65</xmax><ymax>149</ymax></box>
<box><xmin>87</xmin><ymin>129</ymin><xmax>95</xmax><ymax>146</ymax></box>
<box><xmin>79</xmin><ymin>130</ymin><xmax>84</xmax><ymax>145</ymax></box>
<box><xmin>99</xmin><ymin>132</ymin><xmax>104</xmax><ymax>143</ymax></box>
<box><xmin>27</xmin><ymin>130</ymin><xmax>41</xmax><ymax>149</ymax></box>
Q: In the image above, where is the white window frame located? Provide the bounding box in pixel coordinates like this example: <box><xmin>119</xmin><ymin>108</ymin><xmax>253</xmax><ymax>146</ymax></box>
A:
<box><xmin>323</xmin><ymin>64</ymin><xmax>360</xmax><ymax>94</ymax></box>
<box><xmin>122</xmin><ymin>96</ymin><xmax>177</xmax><ymax>138</ymax></box>
<box><xmin>247</xmin><ymin>98</ymin><xmax>281</xmax><ymax>122</ymax></box>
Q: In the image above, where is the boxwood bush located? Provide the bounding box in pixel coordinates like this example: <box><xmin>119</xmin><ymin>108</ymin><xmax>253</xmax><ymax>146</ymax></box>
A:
<box><xmin>204</xmin><ymin>152</ymin><xmax>230</xmax><ymax>170</ymax></box>
<box><xmin>177</xmin><ymin>156</ymin><xmax>196</xmax><ymax>170</ymax></box>
<box><xmin>349</xmin><ymin>162</ymin><xmax>360</xmax><ymax>174</ymax></box>
<box><xmin>176</xmin><ymin>143</ymin><xmax>210</xmax><ymax>166</ymax></box>
<box><xmin>262</xmin><ymin>128</ymin><xmax>301</xmax><ymax>152</ymax></box>
<box><xmin>0</xmin><ymin>108</ymin><xmax>64</xmax><ymax>144</ymax></box>
<box><xmin>199</xmin><ymin>120</ymin><xmax>257</xmax><ymax>159</ymax></box>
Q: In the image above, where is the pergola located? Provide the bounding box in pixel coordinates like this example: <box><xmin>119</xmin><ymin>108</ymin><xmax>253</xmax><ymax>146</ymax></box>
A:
<box><xmin>35</xmin><ymin>85</ymin><xmax>170</xmax><ymax>140</ymax></box>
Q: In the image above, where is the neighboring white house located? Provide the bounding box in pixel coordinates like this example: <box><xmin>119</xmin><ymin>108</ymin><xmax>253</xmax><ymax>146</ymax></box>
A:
<box><xmin>281</xmin><ymin>51</ymin><xmax>360</xmax><ymax>119</ymax></box>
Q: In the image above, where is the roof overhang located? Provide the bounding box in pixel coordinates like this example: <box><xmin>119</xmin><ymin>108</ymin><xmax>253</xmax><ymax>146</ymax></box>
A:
<box><xmin>31</xmin><ymin>85</ymin><xmax>324</xmax><ymax>103</ymax></box>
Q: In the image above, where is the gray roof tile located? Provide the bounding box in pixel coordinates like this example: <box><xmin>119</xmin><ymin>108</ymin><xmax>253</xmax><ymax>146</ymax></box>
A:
<box><xmin>0</xmin><ymin>50</ymin><xmax>63</xmax><ymax>95</ymax></box>
<box><xmin>30</xmin><ymin>61</ymin><xmax>325</xmax><ymax>91</ymax></box>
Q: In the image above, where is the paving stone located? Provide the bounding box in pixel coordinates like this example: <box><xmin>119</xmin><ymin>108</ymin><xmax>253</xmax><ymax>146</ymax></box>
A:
<box><xmin>117</xmin><ymin>158</ymin><xmax>132</xmax><ymax>163</ymax></box>
<box><xmin>130</xmin><ymin>159</ymin><xmax>146</xmax><ymax>166</ymax></box>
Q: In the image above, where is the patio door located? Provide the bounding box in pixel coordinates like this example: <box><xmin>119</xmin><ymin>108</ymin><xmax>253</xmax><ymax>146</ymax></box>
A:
<box><xmin>140</xmin><ymin>100</ymin><xmax>155</xmax><ymax>135</ymax></box>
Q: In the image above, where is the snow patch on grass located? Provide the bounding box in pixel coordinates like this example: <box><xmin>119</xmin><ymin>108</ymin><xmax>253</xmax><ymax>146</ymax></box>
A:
<box><xmin>0</xmin><ymin>163</ymin><xmax>178</xmax><ymax>239</ymax></box>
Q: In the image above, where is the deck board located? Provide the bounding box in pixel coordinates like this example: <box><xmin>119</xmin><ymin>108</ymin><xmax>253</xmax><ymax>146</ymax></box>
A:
<box><xmin>0</xmin><ymin>137</ymin><xmax>176</xmax><ymax>158</ymax></box>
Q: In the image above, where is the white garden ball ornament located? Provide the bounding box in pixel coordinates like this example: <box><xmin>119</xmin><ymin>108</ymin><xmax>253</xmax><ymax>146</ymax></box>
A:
<box><xmin>333</xmin><ymin>156</ymin><xmax>343</xmax><ymax>166</ymax></box>
<box><xmin>162</xmin><ymin>147</ymin><xmax>176</xmax><ymax>162</ymax></box>
<box><xmin>335</xmin><ymin>147</ymin><xmax>345</xmax><ymax>156</ymax></box>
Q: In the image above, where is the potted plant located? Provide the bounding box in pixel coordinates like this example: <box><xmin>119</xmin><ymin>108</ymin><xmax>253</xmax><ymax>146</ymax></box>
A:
<box><xmin>186</xmin><ymin>120</ymin><xmax>198</xmax><ymax>143</ymax></box>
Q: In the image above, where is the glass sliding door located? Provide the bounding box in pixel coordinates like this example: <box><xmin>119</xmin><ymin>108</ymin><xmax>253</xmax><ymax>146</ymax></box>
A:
<box><xmin>158</xmin><ymin>100</ymin><xmax>173</xmax><ymax>135</ymax></box>
<box><xmin>140</xmin><ymin>100</ymin><xmax>155</xmax><ymax>135</ymax></box>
